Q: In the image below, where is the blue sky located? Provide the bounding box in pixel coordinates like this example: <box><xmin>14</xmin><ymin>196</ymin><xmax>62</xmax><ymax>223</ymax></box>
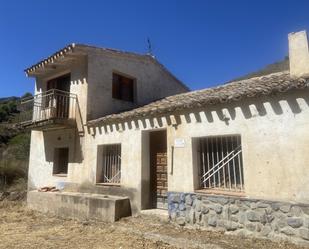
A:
<box><xmin>0</xmin><ymin>0</ymin><xmax>309</xmax><ymax>97</ymax></box>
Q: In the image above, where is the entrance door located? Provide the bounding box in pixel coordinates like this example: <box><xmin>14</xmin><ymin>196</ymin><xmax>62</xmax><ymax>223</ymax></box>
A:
<box><xmin>150</xmin><ymin>130</ymin><xmax>168</xmax><ymax>209</ymax></box>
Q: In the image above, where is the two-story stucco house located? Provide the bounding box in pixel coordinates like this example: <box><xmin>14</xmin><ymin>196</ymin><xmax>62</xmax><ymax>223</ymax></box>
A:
<box><xmin>21</xmin><ymin>30</ymin><xmax>309</xmax><ymax>244</ymax></box>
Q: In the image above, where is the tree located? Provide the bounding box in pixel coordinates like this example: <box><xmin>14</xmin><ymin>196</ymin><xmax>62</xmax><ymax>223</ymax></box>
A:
<box><xmin>21</xmin><ymin>92</ymin><xmax>32</xmax><ymax>99</ymax></box>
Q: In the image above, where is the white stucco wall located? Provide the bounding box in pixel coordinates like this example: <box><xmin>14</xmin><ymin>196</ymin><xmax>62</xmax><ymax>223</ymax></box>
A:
<box><xmin>28</xmin><ymin>87</ymin><xmax>309</xmax><ymax>210</ymax></box>
<box><xmin>27</xmin><ymin>49</ymin><xmax>186</xmax><ymax>210</ymax></box>
<box><xmin>84</xmin><ymin>88</ymin><xmax>309</xmax><ymax>206</ymax></box>
<box><xmin>26</xmin><ymin>42</ymin><xmax>309</xmax><ymax>212</ymax></box>
<box><xmin>165</xmin><ymin>89</ymin><xmax>309</xmax><ymax>204</ymax></box>
<box><xmin>28</xmin><ymin>56</ymin><xmax>89</xmax><ymax>189</ymax></box>
<box><xmin>87</xmin><ymin>50</ymin><xmax>188</xmax><ymax>120</ymax></box>
<box><xmin>28</xmin><ymin>129</ymin><xmax>84</xmax><ymax>189</ymax></box>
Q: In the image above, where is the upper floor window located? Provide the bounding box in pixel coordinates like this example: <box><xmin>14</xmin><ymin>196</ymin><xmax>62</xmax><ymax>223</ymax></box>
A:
<box><xmin>112</xmin><ymin>73</ymin><xmax>134</xmax><ymax>102</ymax></box>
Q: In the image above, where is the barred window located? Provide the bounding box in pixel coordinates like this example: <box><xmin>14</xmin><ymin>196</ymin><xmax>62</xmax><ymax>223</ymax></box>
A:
<box><xmin>97</xmin><ymin>144</ymin><xmax>121</xmax><ymax>184</ymax></box>
<box><xmin>198</xmin><ymin>135</ymin><xmax>244</xmax><ymax>192</ymax></box>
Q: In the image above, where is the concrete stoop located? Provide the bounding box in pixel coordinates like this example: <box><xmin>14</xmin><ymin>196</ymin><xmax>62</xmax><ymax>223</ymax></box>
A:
<box><xmin>27</xmin><ymin>190</ymin><xmax>131</xmax><ymax>222</ymax></box>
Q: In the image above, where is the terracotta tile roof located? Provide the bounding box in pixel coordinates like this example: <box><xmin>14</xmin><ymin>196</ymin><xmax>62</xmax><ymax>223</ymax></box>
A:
<box><xmin>25</xmin><ymin>44</ymin><xmax>189</xmax><ymax>90</ymax></box>
<box><xmin>88</xmin><ymin>71</ymin><xmax>309</xmax><ymax>126</ymax></box>
<box><xmin>25</xmin><ymin>43</ymin><xmax>76</xmax><ymax>75</ymax></box>
<box><xmin>25</xmin><ymin>43</ymin><xmax>152</xmax><ymax>75</ymax></box>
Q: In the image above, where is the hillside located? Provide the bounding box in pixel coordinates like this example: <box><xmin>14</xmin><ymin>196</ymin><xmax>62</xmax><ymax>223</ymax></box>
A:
<box><xmin>230</xmin><ymin>57</ymin><xmax>289</xmax><ymax>82</ymax></box>
<box><xmin>0</xmin><ymin>94</ymin><xmax>32</xmax><ymax>191</ymax></box>
<box><xmin>0</xmin><ymin>96</ymin><xmax>19</xmax><ymax>103</ymax></box>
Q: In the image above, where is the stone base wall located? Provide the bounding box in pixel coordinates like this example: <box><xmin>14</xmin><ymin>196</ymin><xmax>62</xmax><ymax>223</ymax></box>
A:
<box><xmin>168</xmin><ymin>192</ymin><xmax>309</xmax><ymax>245</ymax></box>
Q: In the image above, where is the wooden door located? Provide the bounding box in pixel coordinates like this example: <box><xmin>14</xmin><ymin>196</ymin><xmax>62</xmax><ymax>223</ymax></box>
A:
<box><xmin>46</xmin><ymin>74</ymin><xmax>71</xmax><ymax>118</ymax></box>
<box><xmin>150</xmin><ymin>130</ymin><xmax>168</xmax><ymax>209</ymax></box>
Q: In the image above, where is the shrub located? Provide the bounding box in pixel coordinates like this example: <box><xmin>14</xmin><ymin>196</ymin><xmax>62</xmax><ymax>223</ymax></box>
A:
<box><xmin>0</xmin><ymin>159</ymin><xmax>27</xmax><ymax>187</ymax></box>
<box><xmin>7</xmin><ymin>133</ymin><xmax>30</xmax><ymax>160</ymax></box>
<box><xmin>8</xmin><ymin>178</ymin><xmax>27</xmax><ymax>192</ymax></box>
<box><xmin>0</xmin><ymin>93</ymin><xmax>31</xmax><ymax>191</ymax></box>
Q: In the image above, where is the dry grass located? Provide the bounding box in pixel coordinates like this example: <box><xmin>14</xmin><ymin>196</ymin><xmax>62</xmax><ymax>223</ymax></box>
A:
<box><xmin>0</xmin><ymin>201</ymin><xmax>307</xmax><ymax>249</ymax></box>
<box><xmin>0</xmin><ymin>201</ymin><xmax>174</xmax><ymax>249</ymax></box>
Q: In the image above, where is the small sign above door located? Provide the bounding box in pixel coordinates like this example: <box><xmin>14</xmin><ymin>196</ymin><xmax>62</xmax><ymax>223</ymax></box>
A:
<box><xmin>174</xmin><ymin>138</ymin><xmax>185</xmax><ymax>148</ymax></box>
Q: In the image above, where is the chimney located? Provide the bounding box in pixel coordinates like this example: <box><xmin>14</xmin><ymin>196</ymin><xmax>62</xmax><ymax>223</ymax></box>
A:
<box><xmin>288</xmin><ymin>30</ymin><xmax>309</xmax><ymax>77</ymax></box>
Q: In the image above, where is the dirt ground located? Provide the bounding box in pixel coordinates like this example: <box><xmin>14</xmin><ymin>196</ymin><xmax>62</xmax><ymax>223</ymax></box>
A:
<box><xmin>0</xmin><ymin>201</ymin><xmax>307</xmax><ymax>249</ymax></box>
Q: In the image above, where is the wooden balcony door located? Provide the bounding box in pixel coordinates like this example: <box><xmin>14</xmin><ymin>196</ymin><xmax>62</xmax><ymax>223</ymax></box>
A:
<box><xmin>47</xmin><ymin>74</ymin><xmax>71</xmax><ymax>118</ymax></box>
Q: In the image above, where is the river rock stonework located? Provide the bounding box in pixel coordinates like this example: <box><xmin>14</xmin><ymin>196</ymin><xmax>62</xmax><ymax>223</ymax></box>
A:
<box><xmin>168</xmin><ymin>192</ymin><xmax>309</xmax><ymax>245</ymax></box>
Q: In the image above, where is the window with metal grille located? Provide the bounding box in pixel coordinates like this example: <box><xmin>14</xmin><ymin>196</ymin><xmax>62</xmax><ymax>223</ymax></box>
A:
<box><xmin>97</xmin><ymin>144</ymin><xmax>121</xmax><ymax>184</ymax></box>
<box><xmin>198</xmin><ymin>135</ymin><xmax>244</xmax><ymax>192</ymax></box>
<box><xmin>53</xmin><ymin>147</ymin><xmax>69</xmax><ymax>175</ymax></box>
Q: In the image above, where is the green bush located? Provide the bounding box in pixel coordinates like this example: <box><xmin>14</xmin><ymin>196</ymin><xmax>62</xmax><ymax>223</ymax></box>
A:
<box><xmin>21</xmin><ymin>92</ymin><xmax>32</xmax><ymax>99</ymax></box>
<box><xmin>0</xmin><ymin>96</ymin><xmax>21</xmax><ymax>123</ymax></box>
<box><xmin>0</xmin><ymin>93</ymin><xmax>31</xmax><ymax>191</ymax></box>
<box><xmin>0</xmin><ymin>159</ymin><xmax>28</xmax><ymax>188</ymax></box>
<box><xmin>7</xmin><ymin>133</ymin><xmax>30</xmax><ymax>160</ymax></box>
<box><xmin>8</xmin><ymin>178</ymin><xmax>27</xmax><ymax>192</ymax></box>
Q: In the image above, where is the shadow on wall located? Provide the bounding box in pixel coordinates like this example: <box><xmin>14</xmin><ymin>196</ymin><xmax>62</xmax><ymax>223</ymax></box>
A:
<box><xmin>43</xmin><ymin>130</ymin><xmax>83</xmax><ymax>164</ymax></box>
<box><xmin>88</xmin><ymin>89</ymin><xmax>309</xmax><ymax>135</ymax></box>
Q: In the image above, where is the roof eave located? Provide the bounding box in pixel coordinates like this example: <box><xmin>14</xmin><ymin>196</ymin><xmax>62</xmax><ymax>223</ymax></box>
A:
<box><xmin>24</xmin><ymin>43</ymin><xmax>79</xmax><ymax>77</ymax></box>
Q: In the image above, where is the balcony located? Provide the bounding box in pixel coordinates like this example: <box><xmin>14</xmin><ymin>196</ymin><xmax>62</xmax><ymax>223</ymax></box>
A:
<box><xmin>17</xmin><ymin>89</ymin><xmax>81</xmax><ymax>130</ymax></box>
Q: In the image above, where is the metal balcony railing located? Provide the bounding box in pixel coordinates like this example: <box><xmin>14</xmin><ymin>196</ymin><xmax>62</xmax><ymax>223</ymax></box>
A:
<box><xmin>17</xmin><ymin>89</ymin><xmax>79</xmax><ymax>127</ymax></box>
